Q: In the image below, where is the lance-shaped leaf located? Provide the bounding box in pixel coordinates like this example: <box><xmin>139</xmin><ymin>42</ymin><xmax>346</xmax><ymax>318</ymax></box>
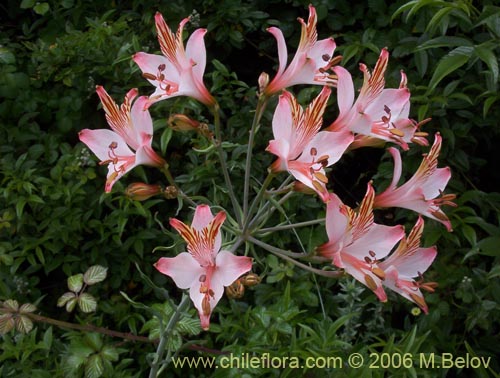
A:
<box><xmin>426</xmin><ymin>46</ymin><xmax>473</xmax><ymax>93</ymax></box>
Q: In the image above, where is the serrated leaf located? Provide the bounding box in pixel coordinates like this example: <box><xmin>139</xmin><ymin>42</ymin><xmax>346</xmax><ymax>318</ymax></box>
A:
<box><xmin>66</xmin><ymin>297</ymin><xmax>78</xmax><ymax>312</ymax></box>
<box><xmin>177</xmin><ymin>318</ymin><xmax>201</xmax><ymax>336</ymax></box>
<box><xmin>85</xmin><ymin>355</ymin><xmax>104</xmax><ymax>378</ymax></box>
<box><xmin>78</xmin><ymin>293</ymin><xmax>97</xmax><ymax>313</ymax></box>
<box><xmin>0</xmin><ymin>314</ymin><xmax>15</xmax><ymax>334</ymax></box>
<box><xmin>57</xmin><ymin>292</ymin><xmax>76</xmax><ymax>307</ymax></box>
<box><xmin>427</xmin><ymin>46</ymin><xmax>473</xmax><ymax>93</ymax></box>
<box><xmin>2</xmin><ymin>299</ymin><xmax>19</xmax><ymax>311</ymax></box>
<box><xmin>84</xmin><ymin>333</ymin><xmax>103</xmax><ymax>351</ymax></box>
<box><xmin>101</xmin><ymin>346</ymin><xmax>119</xmax><ymax>362</ymax></box>
<box><xmin>19</xmin><ymin>303</ymin><xmax>36</xmax><ymax>313</ymax></box>
<box><xmin>83</xmin><ymin>265</ymin><xmax>108</xmax><ymax>285</ymax></box>
<box><xmin>68</xmin><ymin>273</ymin><xmax>84</xmax><ymax>292</ymax></box>
<box><xmin>15</xmin><ymin>315</ymin><xmax>33</xmax><ymax>334</ymax></box>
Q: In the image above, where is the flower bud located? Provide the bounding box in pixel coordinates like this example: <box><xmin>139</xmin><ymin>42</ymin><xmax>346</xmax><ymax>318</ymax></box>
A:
<box><xmin>168</xmin><ymin>114</ymin><xmax>201</xmax><ymax>132</ymax></box>
<box><xmin>258</xmin><ymin>72</ymin><xmax>269</xmax><ymax>94</ymax></box>
<box><xmin>125</xmin><ymin>183</ymin><xmax>162</xmax><ymax>201</ymax></box>
<box><xmin>163</xmin><ymin>185</ymin><xmax>178</xmax><ymax>199</ymax></box>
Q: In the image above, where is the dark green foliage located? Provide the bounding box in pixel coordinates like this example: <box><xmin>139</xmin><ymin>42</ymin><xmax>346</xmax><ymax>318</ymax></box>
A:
<box><xmin>1</xmin><ymin>0</ymin><xmax>499</xmax><ymax>376</ymax></box>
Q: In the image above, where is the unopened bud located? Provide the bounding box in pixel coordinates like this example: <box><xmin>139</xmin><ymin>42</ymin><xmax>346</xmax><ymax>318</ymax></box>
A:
<box><xmin>168</xmin><ymin>114</ymin><xmax>201</xmax><ymax>132</ymax></box>
<box><xmin>241</xmin><ymin>273</ymin><xmax>261</xmax><ymax>287</ymax></box>
<box><xmin>125</xmin><ymin>183</ymin><xmax>162</xmax><ymax>201</ymax></box>
<box><xmin>258</xmin><ymin>72</ymin><xmax>269</xmax><ymax>94</ymax></box>
<box><xmin>163</xmin><ymin>185</ymin><xmax>178</xmax><ymax>199</ymax></box>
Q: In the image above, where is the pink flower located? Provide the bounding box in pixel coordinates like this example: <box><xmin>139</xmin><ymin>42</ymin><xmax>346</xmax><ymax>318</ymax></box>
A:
<box><xmin>378</xmin><ymin>217</ymin><xmax>438</xmax><ymax>314</ymax></box>
<box><xmin>266</xmin><ymin>87</ymin><xmax>353</xmax><ymax>202</ymax></box>
<box><xmin>374</xmin><ymin>133</ymin><xmax>455</xmax><ymax>231</ymax></box>
<box><xmin>327</xmin><ymin>48</ymin><xmax>426</xmax><ymax>150</ymax></box>
<box><xmin>317</xmin><ymin>183</ymin><xmax>405</xmax><ymax>301</ymax></box>
<box><xmin>79</xmin><ymin>86</ymin><xmax>165</xmax><ymax>192</ymax></box>
<box><xmin>155</xmin><ymin>205</ymin><xmax>253</xmax><ymax>330</ymax></box>
<box><xmin>264</xmin><ymin>5</ymin><xmax>338</xmax><ymax>96</ymax></box>
<box><xmin>133</xmin><ymin>12</ymin><xmax>215</xmax><ymax>107</ymax></box>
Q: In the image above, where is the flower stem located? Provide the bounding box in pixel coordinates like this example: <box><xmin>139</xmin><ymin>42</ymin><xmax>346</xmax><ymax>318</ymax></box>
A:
<box><xmin>160</xmin><ymin>163</ymin><xmax>197</xmax><ymax>207</ymax></box>
<box><xmin>211</xmin><ymin>103</ymin><xmax>243</xmax><ymax>226</ymax></box>
<box><xmin>247</xmin><ymin>236</ymin><xmax>342</xmax><ymax>278</ymax></box>
<box><xmin>258</xmin><ymin>218</ymin><xmax>325</xmax><ymax>233</ymax></box>
<box><xmin>242</xmin><ymin>172</ymin><xmax>275</xmax><ymax>235</ymax></box>
<box><xmin>149</xmin><ymin>293</ymin><xmax>191</xmax><ymax>378</ymax></box>
<box><xmin>243</xmin><ymin>95</ymin><xmax>268</xmax><ymax>221</ymax></box>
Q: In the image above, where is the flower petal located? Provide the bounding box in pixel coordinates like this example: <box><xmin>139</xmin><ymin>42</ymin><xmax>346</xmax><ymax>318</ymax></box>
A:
<box><xmin>154</xmin><ymin>253</ymin><xmax>204</xmax><ymax>289</ymax></box>
<box><xmin>214</xmin><ymin>251</ymin><xmax>253</xmax><ymax>286</ymax></box>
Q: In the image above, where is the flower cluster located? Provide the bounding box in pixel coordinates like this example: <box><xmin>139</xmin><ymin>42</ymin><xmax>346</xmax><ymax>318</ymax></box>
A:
<box><xmin>80</xmin><ymin>5</ymin><xmax>455</xmax><ymax>329</ymax></box>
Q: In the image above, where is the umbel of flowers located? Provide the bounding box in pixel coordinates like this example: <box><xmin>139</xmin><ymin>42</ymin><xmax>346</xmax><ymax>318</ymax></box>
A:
<box><xmin>80</xmin><ymin>5</ymin><xmax>455</xmax><ymax>330</ymax></box>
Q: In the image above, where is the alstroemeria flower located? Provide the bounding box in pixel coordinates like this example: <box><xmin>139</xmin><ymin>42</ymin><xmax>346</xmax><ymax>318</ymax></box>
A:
<box><xmin>327</xmin><ymin>48</ymin><xmax>426</xmax><ymax>150</ymax></box>
<box><xmin>264</xmin><ymin>4</ymin><xmax>338</xmax><ymax>96</ymax></box>
<box><xmin>317</xmin><ymin>183</ymin><xmax>405</xmax><ymax>301</ymax></box>
<box><xmin>374</xmin><ymin>133</ymin><xmax>455</xmax><ymax>231</ymax></box>
<box><xmin>79</xmin><ymin>86</ymin><xmax>165</xmax><ymax>192</ymax></box>
<box><xmin>155</xmin><ymin>205</ymin><xmax>253</xmax><ymax>330</ymax></box>
<box><xmin>378</xmin><ymin>216</ymin><xmax>438</xmax><ymax>314</ymax></box>
<box><xmin>266</xmin><ymin>87</ymin><xmax>353</xmax><ymax>202</ymax></box>
<box><xmin>133</xmin><ymin>12</ymin><xmax>215</xmax><ymax>107</ymax></box>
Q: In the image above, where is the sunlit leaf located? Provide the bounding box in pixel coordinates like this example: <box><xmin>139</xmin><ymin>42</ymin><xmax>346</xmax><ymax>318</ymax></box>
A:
<box><xmin>78</xmin><ymin>293</ymin><xmax>98</xmax><ymax>313</ymax></box>
<box><xmin>15</xmin><ymin>315</ymin><xmax>33</xmax><ymax>334</ymax></box>
<box><xmin>0</xmin><ymin>314</ymin><xmax>15</xmax><ymax>334</ymax></box>
<box><xmin>57</xmin><ymin>292</ymin><xmax>76</xmax><ymax>307</ymax></box>
<box><xmin>83</xmin><ymin>265</ymin><xmax>108</xmax><ymax>285</ymax></box>
<box><xmin>68</xmin><ymin>273</ymin><xmax>84</xmax><ymax>292</ymax></box>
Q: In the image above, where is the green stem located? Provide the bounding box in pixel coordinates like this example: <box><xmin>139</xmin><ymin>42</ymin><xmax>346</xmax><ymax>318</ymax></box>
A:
<box><xmin>149</xmin><ymin>294</ymin><xmax>190</xmax><ymax>378</ymax></box>
<box><xmin>247</xmin><ymin>235</ymin><xmax>307</xmax><ymax>259</ymax></box>
<box><xmin>211</xmin><ymin>103</ymin><xmax>243</xmax><ymax>226</ymax></box>
<box><xmin>160</xmin><ymin>163</ymin><xmax>197</xmax><ymax>207</ymax></box>
<box><xmin>248</xmin><ymin>236</ymin><xmax>342</xmax><ymax>278</ymax></box>
<box><xmin>242</xmin><ymin>172</ymin><xmax>275</xmax><ymax>235</ymax></box>
<box><xmin>258</xmin><ymin>218</ymin><xmax>326</xmax><ymax>233</ymax></box>
<box><xmin>243</xmin><ymin>95</ymin><xmax>268</xmax><ymax>220</ymax></box>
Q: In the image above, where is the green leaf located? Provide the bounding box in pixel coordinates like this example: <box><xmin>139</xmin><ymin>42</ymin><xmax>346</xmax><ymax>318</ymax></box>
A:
<box><xmin>416</xmin><ymin>36</ymin><xmax>473</xmax><ymax>51</ymax></box>
<box><xmin>427</xmin><ymin>46</ymin><xmax>473</xmax><ymax>93</ymax></box>
<box><xmin>68</xmin><ymin>273</ymin><xmax>84</xmax><ymax>292</ymax></box>
<box><xmin>177</xmin><ymin>318</ymin><xmax>201</xmax><ymax>336</ymax></box>
<box><xmin>78</xmin><ymin>293</ymin><xmax>98</xmax><ymax>313</ymax></box>
<box><xmin>33</xmin><ymin>2</ymin><xmax>50</xmax><ymax>15</ymax></box>
<box><xmin>0</xmin><ymin>47</ymin><xmax>16</xmax><ymax>65</ymax></box>
<box><xmin>20</xmin><ymin>0</ymin><xmax>35</xmax><ymax>8</ymax></box>
<box><xmin>85</xmin><ymin>355</ymin><xmax>104</xmax><ymax>378</ymax></box>
<box><xmin>477</xmin><ymin>236</ymin><xmax>500</xmax><ymax>256</ymax></box>
<box><xmin>100</xmin><ymin>346</ymin><xmax>119</xmax><ymax>362</ymax></box>
<box><xmin>83</xmin><ymin>265</ymin><xmax>108</xmax><ymax>285</ymax></box>
<box><xmin>57</xmin><ymin>292</ymin><xmax>76</xmax><ymax>307</ymax></box>
<box><xmin>84</xmin><ymin>333</ymin><xmax>103</xmax><ymax>351</ymax></box>
<box><xmin>66</xmin><ymin>297</ymin><xmax>78</xmax><ymax>312</ymax></box>
<box><xmin>474</xmin><ymin>45</ymin><xmax>498</xmax><ymax>84</ymax></box>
